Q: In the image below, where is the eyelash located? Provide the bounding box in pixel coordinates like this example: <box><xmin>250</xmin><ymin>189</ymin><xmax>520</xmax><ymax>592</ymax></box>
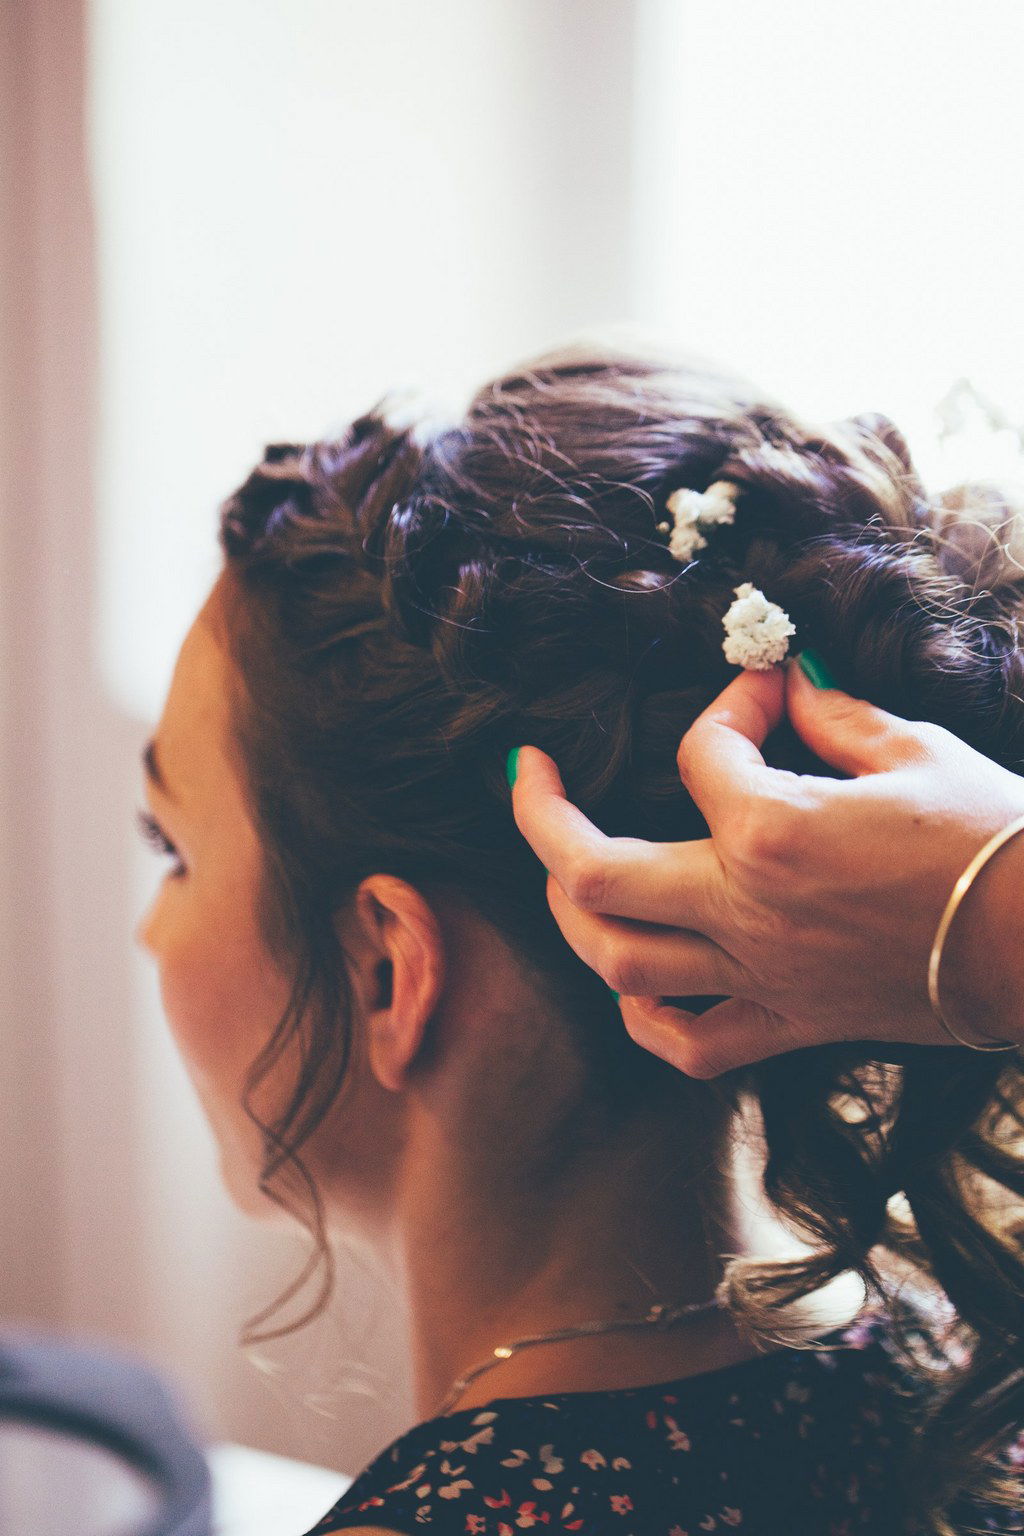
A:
<box><xmin>137</xmin><ymin>809</ymin><xmax>186</xmax><ymax>877</ymax></box>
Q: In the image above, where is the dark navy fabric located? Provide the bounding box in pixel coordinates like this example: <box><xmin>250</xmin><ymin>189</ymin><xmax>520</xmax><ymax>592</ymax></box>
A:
<box><xmin>306</xmin><ymin>1317</ymin><xmax>1022</xmax><ymax>1535</ymax></box>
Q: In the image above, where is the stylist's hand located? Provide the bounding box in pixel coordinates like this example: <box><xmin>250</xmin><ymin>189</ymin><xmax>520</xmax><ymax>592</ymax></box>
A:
<box><xmin>510</xmin><ymin>658</ymin><xmax>1024</xmax><ymax>1076</ymax></box>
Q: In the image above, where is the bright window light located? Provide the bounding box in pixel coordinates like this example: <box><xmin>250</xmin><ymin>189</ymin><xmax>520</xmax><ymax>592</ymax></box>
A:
<box><xmin>632</xmin><ymin>0</ymin><xmax>1024</xmax><ymax>485</ymax></box>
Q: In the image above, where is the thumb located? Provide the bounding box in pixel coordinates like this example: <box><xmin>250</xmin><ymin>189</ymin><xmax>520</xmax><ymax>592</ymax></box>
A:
<box><xmin>786</xmin><ymin>653</ymin><xmax>928</xmax><ymax>777</ymax></box>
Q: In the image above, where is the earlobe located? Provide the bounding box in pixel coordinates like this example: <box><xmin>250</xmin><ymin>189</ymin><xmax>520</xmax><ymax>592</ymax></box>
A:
<box><xmin>353</xmin><ymin>876</ymin><xmax>446</xmax><ymax>1093</ymax></box>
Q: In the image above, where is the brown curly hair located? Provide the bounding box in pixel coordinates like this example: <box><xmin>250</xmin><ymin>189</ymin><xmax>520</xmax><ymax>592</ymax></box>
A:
<box><xmin>216</xmin><ymin>343</ymin><xmax>1024</xmax><ymax>1530</ymax></box>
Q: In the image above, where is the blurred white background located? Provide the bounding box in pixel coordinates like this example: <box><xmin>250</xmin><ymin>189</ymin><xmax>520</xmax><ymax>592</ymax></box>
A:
<box><xmin>2</xmin><ymin>0</ymin><xmax>1023</xmax><ymax>1484</ymax></box>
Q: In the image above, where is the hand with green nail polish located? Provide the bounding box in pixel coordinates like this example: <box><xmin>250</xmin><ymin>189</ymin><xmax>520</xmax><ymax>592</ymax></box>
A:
<box><xmin>796</xmin><ymin>648</ymin><xmax>840</xmax><ymax>691</ymax></box>
<box><xmin>510</xmin><ymin>662</ymin><xmax>1024</xmax><ymax>1073</ymax></box>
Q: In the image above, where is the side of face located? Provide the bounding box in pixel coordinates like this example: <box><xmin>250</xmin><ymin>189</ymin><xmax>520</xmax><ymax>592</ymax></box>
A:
<box><xmin>138</xmin><ymin>595</ymin><xmax>301</xmax><ymax>1213</ymax></box>
<box><xmin>138</xmin><ymin>589</ymin><xmax>411</xmax><ymax>1230</ymax></box>
<box><xmin>137</xmin><ymin>581</ymin><xmax>591</xmax><ymax>1243</ymax></box>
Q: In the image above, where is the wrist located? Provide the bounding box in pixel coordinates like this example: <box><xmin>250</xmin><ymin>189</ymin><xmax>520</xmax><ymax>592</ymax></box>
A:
<box><xmin>939</xmin><ymin>821</ymin><xmax>1024</xmax><ymax>1048</ymax></box>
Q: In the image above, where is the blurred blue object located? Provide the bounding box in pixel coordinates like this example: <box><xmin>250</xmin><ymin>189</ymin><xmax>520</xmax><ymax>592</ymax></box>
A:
<box><xmin>0</xmin><ymin>1331</ymin><xmax>212</xmax><ymax>1536</ymax></box>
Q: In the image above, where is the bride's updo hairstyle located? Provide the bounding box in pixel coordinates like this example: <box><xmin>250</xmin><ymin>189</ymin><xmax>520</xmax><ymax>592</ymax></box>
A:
<box><xmin>219</xmin><ymin>346</ymin><xmax>1024</xmax><ymax>1529</ymax></box>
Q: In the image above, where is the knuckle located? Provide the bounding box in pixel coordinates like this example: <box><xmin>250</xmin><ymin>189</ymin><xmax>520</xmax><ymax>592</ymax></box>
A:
<box><xmin>666</xmin><ymin>1026</ymin><xmax>732</xmax><ymax>1081</ymax></box>
<box><xmin>682</xmin><ymin>1050</ymin><xmax>731</xmax><ymax>1081</ymax></box>
<box><xmin>562</xmin><ymin>852</ymin><xmax>611</xmax><ymax>914</ymax></box>
<box><xmin>621</xmin><ymin>1006</ymin><xmax>661</xmax><ymax>1052</ymax></box>
<box><xmin>733</xmin><ymin>799</ymin><xmax>795</xmax><ymax>873</ymax></box>
<box><xmin>729</xmin><ymin>780</ymin><xmax>828</xmax><ymax>878</ymax></box>
<box><xmin>601</xmin><ymin>943</ymin><xmax>648</xmax><ymax>1000</ymax></box>
<box><xmin>675</xmin><ymin>726</ymin><xmax>702</xmax><ymax>789</ymax></box>
<box><xmin>848</xmin><ymin>706</ymin><xmax>949</xmax><ymax>770</ymax></box>
<box><xmin>895</xmin><ymin>717</ymin><xmax>951</xmax><ymax>762</ymax></box>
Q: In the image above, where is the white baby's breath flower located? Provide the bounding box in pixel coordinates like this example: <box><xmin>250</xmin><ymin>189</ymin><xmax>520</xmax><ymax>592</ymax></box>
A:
<box><xmin>691</xmin><ymin>481</ymin><xmax>739</xmax><ymax>526</ymax></box>
<box><xmin>721</xmin><ymin>583</ymin><xmax>796</xmax><ymax>670</ymax></box>
<box><xmin>659</xmin><ymin>481</ymin><xmax>739</xmax><ymax>563</ymax></box>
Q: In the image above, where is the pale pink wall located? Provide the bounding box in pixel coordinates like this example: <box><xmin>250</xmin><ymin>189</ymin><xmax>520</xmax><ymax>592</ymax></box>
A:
<box><xmin>0</xmin><ymin>0</ymin><xmax>99</xmax><ymax>1329</ymax></box>
<box><xmin>0</xmin><ymin>0</ymin><xmax>411</xmax><ymax>1472</ymax></box>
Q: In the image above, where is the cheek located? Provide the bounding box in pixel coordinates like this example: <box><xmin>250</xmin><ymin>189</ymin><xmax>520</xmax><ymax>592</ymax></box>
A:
<box><xmin>150</xmin><ymin>879</ymin><xmax>296</xmax><ymax>1195</ymax></box>
<box><xmin>145</xmin><ymin>872</ymin><xmax>395</xmax><ymax>1232</ymax></box>
<box><xmin>161</xmin><ymin>921</ymin><xmax>277</xmax><ymax>1085</ymax></box>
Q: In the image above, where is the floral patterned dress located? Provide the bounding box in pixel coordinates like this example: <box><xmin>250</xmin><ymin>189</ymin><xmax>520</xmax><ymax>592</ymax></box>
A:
<box><xmin>304</xmin><ymin>1317</ymin><xmax>1022</xmax><ymax>1535</ymax></box>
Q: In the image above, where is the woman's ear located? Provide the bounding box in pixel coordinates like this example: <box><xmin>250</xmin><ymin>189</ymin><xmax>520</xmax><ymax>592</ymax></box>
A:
<box><xmin>350</xmin><ymin>876</ymin><xmax>446</xmax><ymax>1093</ymax></box>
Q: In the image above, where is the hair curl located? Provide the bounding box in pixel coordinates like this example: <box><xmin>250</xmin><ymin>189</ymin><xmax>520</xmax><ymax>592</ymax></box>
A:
<box><xmin>217</xmin><ymin>345</ymin><xmax>1024</xmax><ymax>1530</ymax></box>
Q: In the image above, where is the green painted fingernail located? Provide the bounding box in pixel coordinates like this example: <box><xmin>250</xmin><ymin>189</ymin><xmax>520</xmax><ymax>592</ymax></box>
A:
<box><xmin>797</xmin><ymin>649</ymin><xmax>839</xmax><ymax>690</ymax></box>
<box><xmin>506</xmin><ymin>747</ymin><xmax>520</xmax><ymax>789</ymax></box>
<box><xmin>609</xmin><ymin>989</ymin><xmax>620</xmax><ymax>1003</ymax></box>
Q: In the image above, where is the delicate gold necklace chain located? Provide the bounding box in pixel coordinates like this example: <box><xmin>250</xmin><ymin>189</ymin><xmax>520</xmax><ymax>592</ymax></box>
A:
<box><xmin>437</xmin><ymin>1297</ymin><xmax>724</xmax><ymax>1417</ymax></box>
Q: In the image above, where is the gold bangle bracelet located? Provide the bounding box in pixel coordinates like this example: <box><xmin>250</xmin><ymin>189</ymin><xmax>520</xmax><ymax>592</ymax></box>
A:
<box><xmin>927</xmin><ymin>811</ymin><xmax>1024</xmax><ymax>1052</ymax></box>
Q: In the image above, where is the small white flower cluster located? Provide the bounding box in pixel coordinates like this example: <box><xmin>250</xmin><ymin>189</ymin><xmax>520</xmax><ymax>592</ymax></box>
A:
<box><xmin>657</xmin><ymin>480</ymin><xmax>738</xmax><ymax>563</ymax></box>
<box><xmin>721</xmin><ymin>583</ymin><xmax>796</xmax><ymax>670</ymax></box>
<box><xmin>656</xmin><ymin>480</ymin><xmax>794</xmax><ymax>669</ymax></box>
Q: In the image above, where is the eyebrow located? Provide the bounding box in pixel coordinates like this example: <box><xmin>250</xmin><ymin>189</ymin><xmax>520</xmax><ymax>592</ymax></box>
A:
<box><xmin>142</xmin><ymin>739</ymin><xmax>176</xmax><ymax>802</ymax></box>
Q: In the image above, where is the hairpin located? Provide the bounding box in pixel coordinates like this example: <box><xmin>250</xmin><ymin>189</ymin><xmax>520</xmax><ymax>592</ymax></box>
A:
<box><xmin>658</xmin><ymin>480</ymin><xmax>739</xmax><ymax>563</ymax></box>
<box><xmin>722</xmin><ymin>583</ymin><xmax>796</xmax><ymax>670</ymax></box>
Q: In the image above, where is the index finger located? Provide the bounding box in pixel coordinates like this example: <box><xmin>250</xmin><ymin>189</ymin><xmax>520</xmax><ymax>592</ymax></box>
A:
<box><xmin>509</xmin><ymin>746</ymin><xmax>725</xmax><ymax>930</ymax></box>
<box><xmin>676</xmin><ymin>665</ymin><xmax>788</xmax><ymax>833</ymax></box>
